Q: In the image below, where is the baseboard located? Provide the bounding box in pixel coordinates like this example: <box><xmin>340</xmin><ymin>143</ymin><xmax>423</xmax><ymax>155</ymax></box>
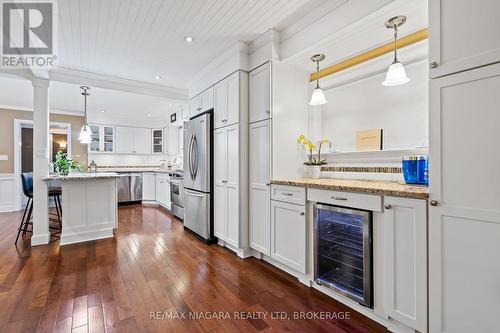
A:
<box><xmin>30</xmin><ymin>233</ymin><xmax>50</xmax><ymax>246</ymax></box>
<box><xmin>261</xmin><ymin>254</ymin><xmax>312</xmax><ymax>287</ymax></box>
<box><xmin>60</xmin><ymin>227</ymin><xmax>114</xmax><ymax>246</ymax></box>
<box><xmin>0</xmin><ymin>173</ymin><xmax>15</xmax><ymax>212</ymax></box>
<box><xmin>217</xmin><ymin>240</ymin><xmax>252</xmax><ymax>258</ymax></box>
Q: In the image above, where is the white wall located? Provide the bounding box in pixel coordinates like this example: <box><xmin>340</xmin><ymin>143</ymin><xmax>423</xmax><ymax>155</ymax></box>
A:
<box><xmin>310</xmin><ymin>58</ymin><xmax>428</xmax><ymax>153</ymax></box>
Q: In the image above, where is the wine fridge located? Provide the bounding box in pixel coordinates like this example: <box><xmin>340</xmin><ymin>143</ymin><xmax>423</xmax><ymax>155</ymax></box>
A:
<box><xmin>313</xmin><ymin>204</ymin><xmax>373</xmax><ymax>308</ymax></box>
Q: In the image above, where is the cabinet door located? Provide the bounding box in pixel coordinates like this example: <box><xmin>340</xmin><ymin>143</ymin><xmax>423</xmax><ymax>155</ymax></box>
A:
<box><xmin>225</xmin><ymin>125</ymin><xmax>240</xmax><ymax>247</ymax></box>
<box><xmin>165</xmin><ymin>177</ymin><xmax>171</xmax><ymax>209</ymax></box>
<box><xmin>166</xmin><ymin>126</ymin><xmax>179</xmax><ymax>156</ymax></box>
<box><xmin>189</xmin><ymin>95</ymin><xmax>201</xmax><ymax>118</ymax></box>
<box><xmin>214</xmin><ymin>79</ymin><xmax>227</xmax><ymax>129</ymax></box>
<box><xmin>249</xmin><ymin>62</ymin><xmax>271</xmax><ymax>123</ymax></box>
<box><xmin>270</xmin><ymin>200</ymin><xmax>306</xmax><ymax>273</ymax></box>
<box><xmin>249</xmin><ymin>120</ymin><xmax>271</xmax><ymax>255</ymax></box>
<box><xmin>134</xmin><ymin>128</ymin><xmax>151</xmax><ymax>154</ymax></box>
<box><xmin>115</xmin><ymin>126</ymin><xmax>135</xmax><ymax>154</ymax></box>
<box><xmin>102</xmin><ymin>126</ymin><xmax>114</xmax><ymax>152</ymax></box>
<box><xmin>429</xmin><ymin>0</ymin><xmax>500</xmax><ymax>78</ymax></box>
<box><xmin>384</xmin><ymin>197</ymin><xmax>427</xmax><ymax>333</ymax></box>
<box><xmin>142</xmin><ymin>173</ymin><xmax>156</xmax><ymax>201</ymax></box>
<box><xmin>226</xmin><ymin>71</ymin><xmax>240</xmax><ymax>126</ymax></box>
<box><xmin>213</xmin><ymin>128</ymin><xmax>227</xmax><ymax>240</ymax></box>
<box><xmin>155</xmin><ymin>176</ymin><xmax>166</xmax><ymax>206</ymax></box>
<box><xmin>152</xmin><ymin>129</ymin><xmax>163</xmax><ymax>154</ymax></box>
<box><xmin>429</xmin><ymin>64</ymin><xmax>500</xmax><ymax>333</ymax></box>
<box><xmin>201</xmin><ymin>87</ymin><xmax>214</xmax><ymax>112</ymax></box>
<box><xmin>89</xmin><ymin>125</ymin><xmax>101</xmax><ymax>153</ymax></box>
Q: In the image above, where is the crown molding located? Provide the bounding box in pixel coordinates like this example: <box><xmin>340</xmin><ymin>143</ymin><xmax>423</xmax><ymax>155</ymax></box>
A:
<box><xmin>49</xmin><ymin>67</ymin><xmax>188</xmax><ymax>101</ymax></box>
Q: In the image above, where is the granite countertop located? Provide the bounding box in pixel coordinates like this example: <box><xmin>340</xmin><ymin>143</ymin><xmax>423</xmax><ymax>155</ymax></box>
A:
<box><xmin>271</xmin><ymin>178</ymin><xmax>429</xmax><ymax>199</ymax></box>
<box><xmin>96</xmin><ymin>167</ymin><xmax>180</xmax><ymax>173</ymax></box>
<box><xmin>43</xmin><ymin>172</ymin><xmax>121</xmax><ymax>181</ymax></box>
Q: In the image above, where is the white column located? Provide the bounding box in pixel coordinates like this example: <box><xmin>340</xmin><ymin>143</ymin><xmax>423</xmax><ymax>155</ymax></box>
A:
<box><xmin>31</xmin><ymin>78</ymin><xmax>50</xmax><ymax>246</ymax></box>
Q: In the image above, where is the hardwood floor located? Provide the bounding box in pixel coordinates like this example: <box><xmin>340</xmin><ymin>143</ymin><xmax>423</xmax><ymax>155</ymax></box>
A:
<box><xmin>0</xmin><ymin>205</ymin><xmax>388</xmax><ymax>333</ymax></box>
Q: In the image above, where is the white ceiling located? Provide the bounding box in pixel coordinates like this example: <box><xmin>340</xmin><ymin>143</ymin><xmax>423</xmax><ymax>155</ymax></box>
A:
<box><xmin>56</xmin><ymin>0</ymin><xmax>320</xmax><ymax>88</ymax></box>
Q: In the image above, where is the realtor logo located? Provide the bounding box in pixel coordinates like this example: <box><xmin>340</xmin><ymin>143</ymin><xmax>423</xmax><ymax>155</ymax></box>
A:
<box><xmin>1</xmin><ymin>1</ymin><xmax>57</xmax><ymax>68</ymax></box>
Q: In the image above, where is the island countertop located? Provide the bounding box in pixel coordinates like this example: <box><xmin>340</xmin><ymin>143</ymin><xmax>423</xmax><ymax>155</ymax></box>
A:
<box><xmin>271</xmin><ymin>178</ymin><xmax>429</xmax><ymax>199</ymax></box>
<box><xmin>43</xmin><ymin>172</ymin><xmax>121</xmax><ymax>181</ymax></box>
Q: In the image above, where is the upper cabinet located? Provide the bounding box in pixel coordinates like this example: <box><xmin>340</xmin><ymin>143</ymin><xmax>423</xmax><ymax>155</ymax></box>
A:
<box><xmin>88</xmin><ymin>125</ymin><xmax>114</xmax><ymax>153</ymax></box>
<box><xmin>214</xmin><ymin>71</ymin><xmax>241</xmax><ymax>129</ymax></box>
<box><xmin>249</xmin><ymin>62</ymin><xmax>271</xmax><ymax>123</ymax></box>
<box><xmin>429</xmin><ymin>0</ymin><xmax>500</xmax><ymax>78</ymax></box>
<box><xmin>115</xmin><ymin>126</ymin><xmax>151</xmax><ymax>154</ymax></box>
<box><xmin>189</xmin><ymin>87</ymin><xmax>214</xmax><ymax>119</ymax></box>
<box><xmin>152</xmin><ymin>129</ymin><xmax>164</xmax><ymax>154</ymax></box>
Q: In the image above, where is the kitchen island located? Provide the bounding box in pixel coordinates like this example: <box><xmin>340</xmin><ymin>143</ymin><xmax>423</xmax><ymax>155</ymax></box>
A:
<box><xmin>43</xmin><ymin>173</ymin><xmax>120</xmax><ymax>245</ymax></box>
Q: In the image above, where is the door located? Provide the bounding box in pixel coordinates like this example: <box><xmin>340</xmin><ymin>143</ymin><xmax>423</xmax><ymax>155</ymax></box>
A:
<box><xmin>184</xmin><ymin>189</ymin><xmax>211</xmax><ymax>239</ymax></box>
<box><xmin>249</xmin><ymin>120</ymin><xmax>271</xmax><ymax>255</ymax></box>
<box><xmin>213</xmin><ymin>127</ymin><xmax>227</xmax><ymax>240</ymax></box>
<box><xmin>429</xmin><ymin>64</ymin><xmax>500</xmax><ymax>333</ymax></box>
<box><xmin>134</xmin><ymin>128</ymin><xmax>151</xmax><ymax>154</ymax></box>
<box><xmin>143</xmin><ymin>173</ymin><xmax>156</xmax><ymax>201</ymax></box>
<box><xmin>115</xmin><ymin>126</ymin><xmax>135</xmax><ymax>154</ymax></box>
<box><xmin>183</xmin><ymin>121</ymin><xmax>194</xmax><ymax>189</ymax></box>
<box><xmin>429</xmin><ymin>0</ymin><xmax>500</xmax><ymax>78</ymax></box>
<box><xmin>225</xmin><ymin>124</ymin><xmax>240</xmax><ymax>247</ymax></box>
<box><xmin>249</xmin><ymin>62</ymin><xmax>271</xmax><ymax>123</ymax></box>
<box><xmin>214</xmin><ymin>79</ymin><xmax>227</xmax><ymax>129</ymax></box>
<box><xmin>384</xmin><ymin>197</ymin><xmax>427</xmax><ymax>333</ymax></box>
<box><xmin>191</xmin><ymin>113</ymin><xmax>211</xmax><ymax>192</ymax></box>
<box><xmin>200</xmin><ymin>87</ymin><xmax>214</xmax><ymax>112</ymax></box>
<box><xmin>226</xmin><ymin>71</ymin><xmax>240</xmax><ymax>126</ymax></box>
<box><xmin>271</xmin><ymin>200</ymin><xmax>306</xmax><ymax>273</ymax></box>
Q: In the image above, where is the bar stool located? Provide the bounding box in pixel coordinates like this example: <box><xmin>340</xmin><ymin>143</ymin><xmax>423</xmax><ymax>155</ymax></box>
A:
<box><xmin>15</xmin><ymin>172</ymin><xmax>63</xmax><ymax>245</ymax></box>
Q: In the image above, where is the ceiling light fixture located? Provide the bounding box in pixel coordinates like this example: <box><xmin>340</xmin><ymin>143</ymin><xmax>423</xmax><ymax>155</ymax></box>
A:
<box><xmin>78</xmin><ymin>86</ymin><xmax>92</xmax><ymax>144</ymax></box>
<box><xmin>309</xmin><ymin>54</ymin><xmax>328</xmax><ymax>106</ymax></box>
<box><xmin>184</xmin><ymin>36</ymin><xmax>194</xmax><ymax>42</ymax></box>
<box><xmin>382</xmin><ymin>15</ymin><xmax>410</xmax><ymax>86</ymax></box>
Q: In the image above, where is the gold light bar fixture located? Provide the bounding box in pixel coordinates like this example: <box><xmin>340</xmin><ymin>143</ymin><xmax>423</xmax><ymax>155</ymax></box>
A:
<box><xmin>310</xmin><ymin>28</ymin><xmax>428</xmax><ymax>82</ymax></box>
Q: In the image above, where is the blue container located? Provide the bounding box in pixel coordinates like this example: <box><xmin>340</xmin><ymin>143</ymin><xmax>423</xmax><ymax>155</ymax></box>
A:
<box><xmin>403</xmin><ymin>156</ymin><xmax>428</xmax><ymax>185</ymax></box>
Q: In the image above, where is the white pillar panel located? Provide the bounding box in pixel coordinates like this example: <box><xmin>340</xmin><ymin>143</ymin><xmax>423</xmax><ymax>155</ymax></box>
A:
<box><xmin>31</xmin><ymin>78</ymin><xmax>50</xmax><ymax>246</ymax></box>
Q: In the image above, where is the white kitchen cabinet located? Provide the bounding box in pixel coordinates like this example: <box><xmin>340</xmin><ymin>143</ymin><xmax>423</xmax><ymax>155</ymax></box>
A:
<box><xmin>428</xmin><ymin>63</ymin><xmax>500</xmax><ymax>333</ymax></box>
<box><xmin>134</xmin><ymin>128</ymin><xmax>152</xmax><ymax>154</ymax></box>
<box><xmin>189</xmin><ymin>95</ymin><xmax>201</xmax><ymax>119</ymax></box>
<box><xmin>270</xmin><ymin>200</ymin><xmax>306</xmax><ymax>274</ymax></box>
<box><xmin>88</xmin><ymin>125</ymin><xmax>114</xmax><ymax>153</ymax></box>
<box><xmin>200</xmin><ymin>87</ymin><xmax>214</xmax><ymax>112</ymax></box>
<box><xmin>249</xmin><ymin>62</ymin><xmax>271</xmax><ymax>123</ymax></box>
<box><xmin>115</xmin><ymin>126</ymin><xmax>135</xmax><ymax>154</ymax></box>
<box><xmin>142</xmin><ymin>172</ymin><xmax>156</xmax><ymax>201</ymax></box>
<box><xmin>164</xmin><ymin>126</ymin><xmax>179</xmax><ymax>156</ymax></box>
<box><xmin>214</xmin><ymin>71</ymin><xmax>240</xmax><ymax>129</ymax></box>
<box><xmin>213</xmin><ymin>124</ymin><xmax>241</xmax><ymax>248</ymax></box>
<box><xmin>155</xmin><ymin>174</ymin><xmax>170</xmax><ymax>209</ymax></box>
<box><xmin>429</xmin><ymin>0</ymin><xmax>500</xmax><ymax>78</ymax></box>
<box><xmin>249</xmin><ymin>120</ymin><xmax>271</xmax><ymax>255</ymax></box>
<box><xmin>384</xmin><ymin>197</ymin><xmax>427</xmax><ymax>333</ymax></box>
<box><xmin>152</xmin><ymin>129</ymin><xmax>164</xmax><ymax>153</ymax></box>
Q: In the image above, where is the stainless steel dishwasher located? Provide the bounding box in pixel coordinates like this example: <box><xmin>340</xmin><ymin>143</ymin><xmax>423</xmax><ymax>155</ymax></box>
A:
<box><xmin>117</xmin><ymin>173</ymin><xmax>143</xmax><ymax>204</ymax></box>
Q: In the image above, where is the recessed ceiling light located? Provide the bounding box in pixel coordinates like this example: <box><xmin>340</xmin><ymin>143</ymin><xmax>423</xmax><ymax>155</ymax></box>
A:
<box><xmin>101</xmin><ymin>110</ymin><xmax>105</xmax><ymax>113</ymax></box>
<box><xmin>155</xmin><ymin>75</ymin><xmax>162</xmax><ymax>80</ymax></box>
<box><xmin>169</xmin><ymin>103</ymin><xmax>172</xmax><ymax>108</ymax></box>
<box><xmin>147</xmin><ymin>113</ymin><xmax>151</xmax><ymax>117</ymax></box>
<box><xmin>184</xmin><ymin>36</ymin><xmax>194</xmax><ymax>42</ymax></box>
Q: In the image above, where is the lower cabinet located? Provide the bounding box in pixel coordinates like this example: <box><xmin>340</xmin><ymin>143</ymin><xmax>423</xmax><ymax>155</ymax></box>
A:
<box><xmin>270</xmin><ymin>199</ymin><xmax>306</xmax><ymax>274</ymax></box>
<box><xmin>142</xmin><ymin>173</ymin><xmax>156</xmax><ymax>201</ymax></box>
<box><xmin>155</xmin><ymin>174</ymin><xmax>171</xmax><ymax>209</ymax></box>
<box><xmin>384</xmin><ymin>196</ymin><xmax>427</xmax><ymax>333</ymax></box>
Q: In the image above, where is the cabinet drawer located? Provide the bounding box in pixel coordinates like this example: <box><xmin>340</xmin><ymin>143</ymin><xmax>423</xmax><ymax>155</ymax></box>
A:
<box><xmin>308</xmin><ymin>188</ymin><xmax>382</xmax><ymax>212</ymax></box>
<box><xmin>271</xmin><ymin>185</ymin><xmax>305</xmax><ymax>205</ymax></box>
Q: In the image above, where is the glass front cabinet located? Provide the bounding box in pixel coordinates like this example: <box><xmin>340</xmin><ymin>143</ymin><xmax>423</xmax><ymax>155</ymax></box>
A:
<box><xmin>88</xmin><ymin>124</ymin><xmax>114</xmax><ymax>153</ymax></box>
<box><xmin>152</xmin><ymin>129</ymin><xmax>164</xmax><ymax>153</ymax></box>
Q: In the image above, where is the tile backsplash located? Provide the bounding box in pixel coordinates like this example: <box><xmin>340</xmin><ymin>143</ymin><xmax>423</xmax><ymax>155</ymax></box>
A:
<box><xmin>88</xmin><ymin>154</ymin><xmax>179</xmax><ymax>168</ymax></box>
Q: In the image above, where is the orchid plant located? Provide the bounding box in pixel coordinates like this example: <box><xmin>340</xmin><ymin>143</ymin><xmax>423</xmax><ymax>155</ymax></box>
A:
<box><xmin>297</xmin><ymin>134</ymin><xmax>331</xmax><ymax>166</ymax></box>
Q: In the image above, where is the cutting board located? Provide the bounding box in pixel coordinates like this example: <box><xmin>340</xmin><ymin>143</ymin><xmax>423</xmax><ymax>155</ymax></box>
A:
<box><xmin>356</xmin><ymin>129</ymin><xmax>383</xmax><ymax>151</ymax></box>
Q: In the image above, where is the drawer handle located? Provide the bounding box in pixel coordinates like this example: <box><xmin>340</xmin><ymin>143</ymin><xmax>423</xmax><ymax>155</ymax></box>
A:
<box><xmin>384</xmin><ymin>204</ymin><xmax>392</xmax><ymax>210</ymax></box>
<box><xmin>430</xmin><ymin>200</ymin><xmax>438</xmax><ymax>207</ymax></box>
<box><xmin>331</xmin><ymin>196</ymin><xmax>347</xmax><ymax>201</ymax></box>
<box><xmin>197</xmin><ymin>107</ymin><xmax>202</xmax><ymax>111</ymax></box>
<box><xmin>429</xmin><ymin>61</ymin><xmax>438</xmax><ymax>69</ymax></box>
<box><xmin>282</xmin><ymin>193</ymin><xmax>293</xmax><ymax>196</ymax></box>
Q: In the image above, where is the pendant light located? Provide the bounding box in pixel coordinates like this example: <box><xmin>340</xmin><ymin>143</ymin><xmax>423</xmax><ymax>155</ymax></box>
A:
<box><xmin>78</xmin><ymin>86</ymin><xmax>92</xmax><ymax>144</ymax></box>
<box><xmin>382</xmin><ymin>15</ymin><xmax>410</xmax><ymax>86</ymax></box>
<box><xmin>309</xmin><ymin>54</ymin><xmax>328</xmax><ymax>105</ymax></box>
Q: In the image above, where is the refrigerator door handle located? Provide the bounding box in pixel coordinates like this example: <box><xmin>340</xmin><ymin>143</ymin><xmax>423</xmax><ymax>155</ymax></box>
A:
<box><xmin>192</xmin><ymin>135</ymin><xmax>199</xmax><ymax>180</ymax></box>
<box><xmin>185</xmin><ymin>189</ymin><xmax>205</xmax><ymax>198</ymax></box>
<box><xmin>188</xmin><ymin>134</ymin><xmax>194</xmax><ymax>180</ymax></box>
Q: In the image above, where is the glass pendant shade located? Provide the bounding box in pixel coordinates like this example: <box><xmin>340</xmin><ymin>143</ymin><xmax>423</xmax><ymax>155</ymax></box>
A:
<box><xmin>382</xmin><ymin>61</ymin><xmax>410</xmax><ymax>86</ymax></box>
<box><xmin>309</xmin><ymin>87</ymin><xmax>328</xmax><ymax>105</ymax></box>
<box><xmin>78</xmin><ymin>125</ymin><xmax>92</xmax><ymax>144</ymax></box>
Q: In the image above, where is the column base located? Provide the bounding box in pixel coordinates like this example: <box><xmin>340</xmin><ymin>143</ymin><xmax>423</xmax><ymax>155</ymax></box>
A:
<box><xmin>31</xmin><ymin>233</ymin><xmax>50</xmax><ymax>246</ymax></box>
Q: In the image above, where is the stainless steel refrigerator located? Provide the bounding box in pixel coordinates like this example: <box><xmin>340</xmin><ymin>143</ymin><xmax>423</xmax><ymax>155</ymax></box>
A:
<box><xmin>183</xmin><ymin>112</ymin><xmax>214</xmax><ymax>242</ymax></box>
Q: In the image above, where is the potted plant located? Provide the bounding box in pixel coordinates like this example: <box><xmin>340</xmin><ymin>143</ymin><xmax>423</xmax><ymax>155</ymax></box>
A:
<box><xmin>54</xmin><ymin>151</ymin><xmax>82</xmax><ymax>176</ymax></box>
<box><xmin>297</xmin><ymin>134</ymin><xmax>331</xmax><ymax>178</ymax></box>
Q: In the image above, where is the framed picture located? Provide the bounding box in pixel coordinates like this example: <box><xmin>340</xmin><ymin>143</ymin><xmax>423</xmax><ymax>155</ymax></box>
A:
<box><xmin>170</xmin><ymin>113</ymin><xmax>177</xmax><ymax>123</ymax></box>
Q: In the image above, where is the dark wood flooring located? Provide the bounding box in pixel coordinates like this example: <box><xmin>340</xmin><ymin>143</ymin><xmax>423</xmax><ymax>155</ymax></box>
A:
<box><xmin>0</xmin><ymin>205</ymin><xmax>388</xmax><ymax>333</ymax></box>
